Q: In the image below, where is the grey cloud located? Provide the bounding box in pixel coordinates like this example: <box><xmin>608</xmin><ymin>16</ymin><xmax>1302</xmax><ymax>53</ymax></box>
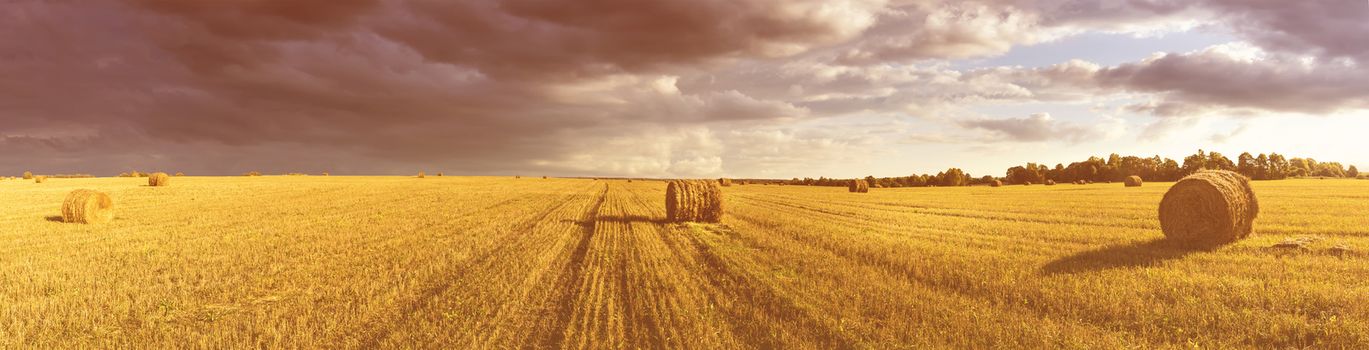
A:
<box><xmin>959</xmin><ymin>113</ymin><xmax>1115</xmax><ymax>143</ymax></box>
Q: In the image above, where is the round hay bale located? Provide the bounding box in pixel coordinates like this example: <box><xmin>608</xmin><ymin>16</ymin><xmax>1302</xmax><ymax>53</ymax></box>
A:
<box><xmin>1124</xmin><ymin>175</ymin><xmax>1143</xmax><ymax>187</ymax></box>
<box><xmin>62</xmin><ymin>189</ymin><xmax>114</xmax><ymax>224</ymax></box>
<box><xmin>417</xmin><ymin>172</ymin><xmax>426</xmax><ymax>178</ymax></box>
<box><xmin>34</xmin><ymin>176</ymin><xmax>47</xmax><ymax>183</ymax></box>
<box><xmin>666</xmin><ymin>180</ymin><xmax>723</xmax><ymax>223</ymax></box>
<box><xmin>1159</xmin><ymin>170</ymin><xmax>1258</xmax><ymax>248</ymax></box>
<box><xmin>990</xmin><ymin>180</ymin><xmax>1003</xmax><ymax>187</ymax></box>
<box><xmin>148</xmin><ymin>172</ymin><xmax>171</xmax><ymax>187</ymax></box>
<box><xmin>718</xmin><ymin>178</ymin><xmax>733</xmax><ymax>187</ymax></box>
<box><xmin>23</xmin><ymin>171</ymin><xmax>34</xmax><ymax>180</ymax></box>
<box><xmin>1045</xmin><ymin>180</ymin><xmax>1056</xmax><ymax>186</ymax></box>
<box><xmin>848</xmin><ymin>179</ymin><xmax>869</xmax><ymax>193</ymax></box>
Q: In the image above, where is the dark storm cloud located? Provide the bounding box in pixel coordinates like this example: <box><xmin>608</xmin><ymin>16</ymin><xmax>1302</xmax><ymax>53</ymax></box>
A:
<box><xmin>1</xmin><ymin>0</ymin><xmax>1366</xmax><ymax>176</ymax></box>
<box><xmin>1</xmin><ymin>0</ymin><xmax>864</xmax><ymax>175</ymax></box>
<box><xmin>1096</xmin><ymin>46</ymin><xmax>1369</xmax><ymax>114</ymax></box>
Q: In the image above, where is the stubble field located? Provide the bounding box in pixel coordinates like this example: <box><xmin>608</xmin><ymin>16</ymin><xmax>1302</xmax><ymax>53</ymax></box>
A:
<box><xmin>1</xmin><ymin>176</ymin><xmax>1367</xmax><ymax>348</ymax></box>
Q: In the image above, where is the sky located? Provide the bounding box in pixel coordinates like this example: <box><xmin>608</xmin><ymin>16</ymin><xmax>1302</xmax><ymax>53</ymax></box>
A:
<box><xmin>2</xmin><ymin>0</ymin><xmax>1368</xmax><ymax>178</ymax></box>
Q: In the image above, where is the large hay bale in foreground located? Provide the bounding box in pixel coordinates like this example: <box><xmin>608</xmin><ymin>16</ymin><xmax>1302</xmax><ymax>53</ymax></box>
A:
<box><xmin>1124</xmin><ymin>175</ymin><xmax>1143</xmax><ymax>187</ymax></box>
<box><xmin>990</xmin><ymin>180</ymin><xmax>1003</xmax><ymax>187</ymax></box>
<box><xmin>1159</xmin><ymin>170</ymin><xmax>1258</xmax><ymax>248</ymax></box>
<box><xmin>666</xmin><ymin>180</ymin><xmax>723</xmax><ymax>223</ymax></box>
<box><xmin>148</xmin><ymin>172</ymin><xmax>171</xmax><ymax>187</ymax></box>
<box><xmin>848</xmin><ymin>179</ymin><xmax>869</xmax><ymax>193</ymax></box>
<box><xmin>62</xmin><ymin>189</ymin><xmax>114</xmax><ymax>224</ymax></box>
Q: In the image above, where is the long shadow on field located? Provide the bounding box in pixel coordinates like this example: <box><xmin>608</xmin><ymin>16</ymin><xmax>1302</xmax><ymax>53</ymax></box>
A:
<box><xmin>45</xmin><ymin>216</ymin><xmax>64</xmax><ymax>222</ymax></box>
<box><xmin>1041</xmin><ymin>238</ymin><xmax>1197</xmax><ymax>275</ymax></box>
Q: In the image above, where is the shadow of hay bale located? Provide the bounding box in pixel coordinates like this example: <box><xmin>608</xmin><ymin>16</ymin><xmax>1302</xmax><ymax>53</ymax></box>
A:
<box><xmin>1040</xmin><ymin>238</ymin><xmax>1201</xmax><ymax>275</ymax></box>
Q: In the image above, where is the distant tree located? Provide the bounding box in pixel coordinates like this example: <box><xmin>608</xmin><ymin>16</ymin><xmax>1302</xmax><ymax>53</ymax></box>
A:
<box><xmin>1349</xmin><ymin>165</ymin><xmax>1360</xmax><ymax>178</ymax></box>
<box><xmin>1182</xmin><ymin>149</ymin><xmax>1208</xmax><ymax>175</ymax></box>
<box><xmin>1207</xmin><ymin>152</ymin><xmax>1235</xmax><ymax>171</ymax></box>
<box><xmin>1237</xmin><ymin>152</ymin><xmax>1256</xmax><ymax>178</ymax></box>
<box><xmin>939</xmin><ymin>168</ymin><xmax>968</xmax><ymax>187</ymax></box>
<box><xmin>1289</xmin><ymin>158</ymin><xmax>1311</xmax><ymax>177</ymax></box>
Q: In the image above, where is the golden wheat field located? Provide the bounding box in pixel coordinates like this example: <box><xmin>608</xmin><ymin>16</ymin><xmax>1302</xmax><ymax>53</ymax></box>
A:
<box><xmin>2</xmin><ymin>176</ymin><xmax>1367</xmax><ymax>348</ymax></box>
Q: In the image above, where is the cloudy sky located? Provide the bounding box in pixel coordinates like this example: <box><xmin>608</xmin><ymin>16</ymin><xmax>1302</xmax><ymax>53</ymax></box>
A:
<box><xmin>3</xmin><ymin>0</ymin><xmax>1367</xmax><ymax>178</ymax></box>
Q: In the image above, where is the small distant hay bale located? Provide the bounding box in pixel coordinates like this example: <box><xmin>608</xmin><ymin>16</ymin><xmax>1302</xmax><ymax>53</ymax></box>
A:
<box><xmin>543</xmin><ymin>176</ymin><xmax>548</xmax><ymax>179</ymax></box>
<box><xmin>148</xmin><ymin>172</ymin><xmax>171</xmax><ymax>187</ymax></box>
<box><xmin>666</xmin><ymin>180</ymin><xmax>723</xmax><ymax>223</ymax></box>
<box><xmin>848</xmin><ymin>179</ymin><xmax>869</xmax><ymax>193</ymax></box>
<box><xmin>990</xmin><ymin>180</ymin><xmax>1003</xmax><ymax>187</ymax></box>
<box><xmin>1045</xmin><ymin>180</ymin><xmax>1056</xmax><ymax>186</ymax></box>
<box><xmin>34</xmin><ymin>176</ymin><xmax>47</xmax><ymax>183</ymax></box>
<box><xmin>174</xmin><ymin>172</ymin><xmax>185</xmax><ymax>176</ymax></box>
<box><xmin>417</xmin><ymin>172</ymin><xmax>426</xmax><ymax>178</ymax></box>
<box><xmin>23</xmin><ymin>171</ymin><xmax>34</xmax><ymax>179</ymax></box>
<box><xmin>322</xmin><ymin>172</ymin><xmax>330</xmax><ymax>176</ymax></box>
<box><xmin>438</xmin><ymin>172</ymin><xmax>445</xmax><ymax>177</ymax></box>
<box><xmin>719</xmin><ymin>178</ymin><xmax>733</xmax><ymax>187</ymax></box>
<box><xmin>62</xmin><ymin>189</ymin><xmax>114</xmax><ymax>224</ymax></box>
<box><xmin>1124</xmin><ymin>175</ymin><xmax>1143</xmax><ymax>187</ymax></box>
<box><xmin>1329</xmin><ymin>245</ymin><xmax>1352</xmax><ymax>257</ymax></box>
<box><xmin>1159</xmin><ymin>170</ymin><xmax>1259</xmax><ymax>248</ymax></box>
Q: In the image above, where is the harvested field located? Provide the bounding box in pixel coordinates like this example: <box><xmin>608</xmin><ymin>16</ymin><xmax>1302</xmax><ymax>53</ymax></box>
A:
<box><xmin>1</xmin><ymin>177</ymin><xmax>1367</xmax><ymax>348</ymax></box>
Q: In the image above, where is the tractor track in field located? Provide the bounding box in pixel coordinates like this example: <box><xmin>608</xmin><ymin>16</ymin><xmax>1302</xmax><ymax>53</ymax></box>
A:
<box><xmin>737</xmin><ymin>194</ymin><xmax>1151</xmax><ymax>246</ymax></box>
<box><xmin>724</xmin><ymin>208</ymin><xmax>1144</xmax><ymax>344</ymax></box>
<box><xmin>677</xmin><ymin>223</ymin><xmax>862</xmax><ymax>349</ymax></box>
<box><xmin>535</xmin><ymin>183</ymin><xmax>609</xmax><ymax>349</ymax></box>
<box><xmin>357</xmin><ymin>183</ymin><xmax>598</xmax><ymax>348</ymax></box>
<box><xmin>739</xmin><ymin>192</ymin><xmax>1155</xmax><ymax>230</ymax></box>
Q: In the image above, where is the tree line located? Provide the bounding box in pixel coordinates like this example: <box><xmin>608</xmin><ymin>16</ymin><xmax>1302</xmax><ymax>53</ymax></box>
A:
<box><xmin>787</xmin><ymin>149</ymin><xmax>1360</xmax><ymax>188</ymax></box>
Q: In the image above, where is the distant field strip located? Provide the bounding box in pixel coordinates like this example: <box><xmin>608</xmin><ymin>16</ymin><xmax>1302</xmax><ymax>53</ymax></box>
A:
<box><xmin>1</xmin><ymin>177</ymin><xmax>1366</xmax><ymax>348</ymax></box>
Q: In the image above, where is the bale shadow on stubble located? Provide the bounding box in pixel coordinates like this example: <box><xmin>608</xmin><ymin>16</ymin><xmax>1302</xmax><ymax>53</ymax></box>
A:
<box><xmin>1040</xmin><ymin>238</ymin><xmax>1204</xmax><ymax>275</ymax></box>
<box><xmin>45</xmin><ymin>215</ymin><xmax>65</xmax><ymax>223</ymax></box>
